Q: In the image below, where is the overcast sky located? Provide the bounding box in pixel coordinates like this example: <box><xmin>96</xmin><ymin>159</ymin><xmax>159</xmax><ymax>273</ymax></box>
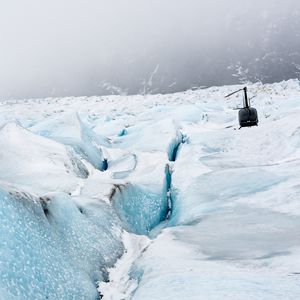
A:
<box><xmin>0</xmin><ymin>0</ymin><xmax>299</xmax><ymax>99</ymax></box>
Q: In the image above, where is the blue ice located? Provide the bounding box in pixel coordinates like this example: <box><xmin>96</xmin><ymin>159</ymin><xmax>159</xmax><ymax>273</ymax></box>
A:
<box><xmin>0</xmin><ymin>189</ymin><xmax>123</xmax><ymax>299</ymax></box>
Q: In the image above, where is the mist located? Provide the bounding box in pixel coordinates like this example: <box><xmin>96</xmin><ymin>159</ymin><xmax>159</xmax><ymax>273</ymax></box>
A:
<box><xmin>0</xmin><ymin>0</ymin><xmax>299</xmax><ymax>99</ymax></box>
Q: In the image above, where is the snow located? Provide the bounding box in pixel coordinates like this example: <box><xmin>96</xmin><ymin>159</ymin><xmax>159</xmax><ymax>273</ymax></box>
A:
<box><xmin>98</xmin><ymin>232</ymin><xmax>150</xmax><ymax>300</ymax></box>
<box><xmin>0</xmin><ymin>122</ymin><xmax>88</xmax><ymax>194</ymax></box>
<box><xmin>0</xmin><ymin>79</ymin><xmax>300</xmax><ymax>299</ymax></box>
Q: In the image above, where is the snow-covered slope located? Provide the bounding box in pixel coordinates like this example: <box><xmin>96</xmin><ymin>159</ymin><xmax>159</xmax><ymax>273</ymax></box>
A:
<box><xmin>0</xmin><ymin>79</ymin><xmax>300</xmax><ymax>299</ymax></box>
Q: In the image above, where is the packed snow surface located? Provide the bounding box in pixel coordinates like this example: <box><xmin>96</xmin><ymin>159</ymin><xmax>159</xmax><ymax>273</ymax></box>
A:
<box><xmin>0</xmin><ymin>79</ymin><xmax>300</xmax><ymax>299</ymax></box>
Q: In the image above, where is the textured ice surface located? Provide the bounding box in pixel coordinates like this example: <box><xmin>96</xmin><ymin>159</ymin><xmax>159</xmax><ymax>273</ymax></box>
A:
<box><xmin>0</xmin><ymin>190</ymin><xmax>123</xmax><ymax>300</ymax></box>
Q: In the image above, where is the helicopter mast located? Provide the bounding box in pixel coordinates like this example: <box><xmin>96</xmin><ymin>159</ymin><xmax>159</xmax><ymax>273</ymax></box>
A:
<box><xmin>243</xmin><ymin>87</ymin><xmax>249</xmax><ymax>108</ymax></box>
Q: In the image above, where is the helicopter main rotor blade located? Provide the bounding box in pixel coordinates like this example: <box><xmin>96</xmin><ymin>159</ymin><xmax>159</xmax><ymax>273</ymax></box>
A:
<box><xmin>225</xmin><ymin>88</ymin><xmax>245</xmax><ymax>98</ymax></box>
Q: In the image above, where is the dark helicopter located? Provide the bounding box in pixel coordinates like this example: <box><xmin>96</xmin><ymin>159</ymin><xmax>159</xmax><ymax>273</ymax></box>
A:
<box><xmin>225</xmin><ymin>87</ymin><xmax>258</xmax><ymax>128</ymax></box>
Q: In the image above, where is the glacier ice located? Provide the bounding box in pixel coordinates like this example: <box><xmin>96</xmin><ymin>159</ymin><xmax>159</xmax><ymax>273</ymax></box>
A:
<box><xmin>0</xmin><ymin>123</ymin><xmax>89</xmax><ymax>193</ymax></box>
<box><xmin>0</xmin><ymin>80</ymin><xmax>300</xmax><ymax>299</ymax></box>
<box><xmin>112</xmin><ymin>183</ymin><xmax>169</xmax><ymax>235</ymax></box>
<box><xmin>0</xmin><ymin>189</ymin><xmax>123</xmax><ymax>299</ymax></box>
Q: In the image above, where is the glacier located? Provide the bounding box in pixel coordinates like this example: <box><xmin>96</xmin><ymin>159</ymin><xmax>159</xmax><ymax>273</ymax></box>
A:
<box><xmin>0</xmin><ymin>80</ymin><xmax>300</xmax><ymax>299</ymax></box>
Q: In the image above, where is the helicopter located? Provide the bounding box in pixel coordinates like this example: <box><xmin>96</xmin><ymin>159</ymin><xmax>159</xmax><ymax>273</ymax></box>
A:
<box><xmin>225</xmin><ymin>87</ymin><xmax>258</xmax><ymax>128</ymax></box>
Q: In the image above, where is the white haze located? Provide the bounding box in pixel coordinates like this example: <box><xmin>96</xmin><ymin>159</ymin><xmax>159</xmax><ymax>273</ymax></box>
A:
<box><xmin>0</xmin><ymin>0</ymin><xmax>299</xmax><ymax>99</ymax></box>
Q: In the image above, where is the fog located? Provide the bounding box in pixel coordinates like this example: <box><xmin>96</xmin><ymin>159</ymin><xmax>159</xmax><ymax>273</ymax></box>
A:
<box><xmin>0</xmin><ymin>0</ymin><xmax>299</xmax><ymax>99</ymax></box>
